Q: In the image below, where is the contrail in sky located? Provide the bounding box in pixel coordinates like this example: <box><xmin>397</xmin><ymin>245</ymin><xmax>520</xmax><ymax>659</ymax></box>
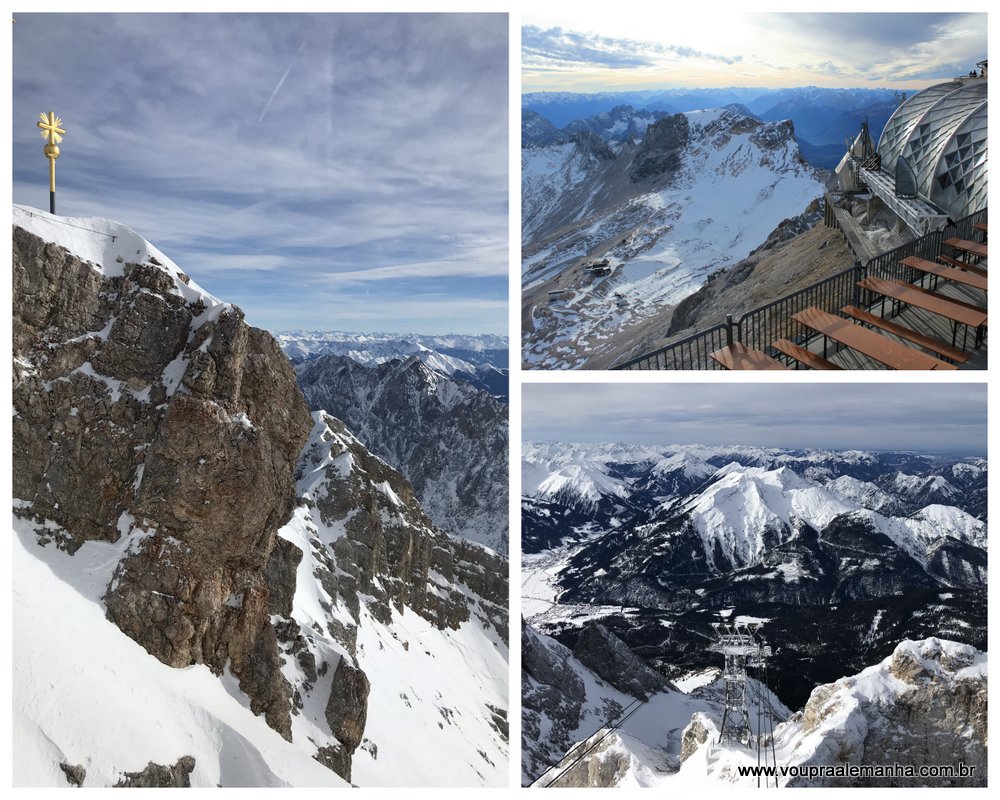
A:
<box><xmin>257</xmin><ymin>40</ymin><xmax>307</xmax><ymax>124</ymax></box>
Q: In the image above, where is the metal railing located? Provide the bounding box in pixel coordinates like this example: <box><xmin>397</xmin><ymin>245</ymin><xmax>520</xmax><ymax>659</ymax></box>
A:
<box><xmin>613</xmin><ymin>208</ymin><xmax>987</xmax><ymax>370</ymax></box>
<box><xmin>615</xmin><ymin>322</ymin><xmax>731</xmax><ymax>370</ymax></box>
<box><xmin>740</xmin><ymin>266</ymin><xmax>862</xmax><ymax>353</ymax></box>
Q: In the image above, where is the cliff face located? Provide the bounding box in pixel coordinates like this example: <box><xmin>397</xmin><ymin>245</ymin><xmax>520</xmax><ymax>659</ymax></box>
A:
<box><xmin>13</xmin><ymin>218</ymin><xmax>313</xmax><ymax>739</ymax></box>
<box><xmin>296</xmin><ymin>354</ymin><xmax>509</xmax><ymax>551</ymax></box>
<box><xmin>12</xmin><ymin>208</ymin><xmax>509</xmax><ymax>786</ymax></box>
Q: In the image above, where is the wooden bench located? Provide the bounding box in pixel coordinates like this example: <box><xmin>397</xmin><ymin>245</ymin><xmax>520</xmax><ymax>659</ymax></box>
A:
<box><xmin>791</xmin><ymin>307</ymin><xmax>957</xmax><ymax>370</ymax></box>
<box><xmin>944</xmin><ymin>237</ymin><xmax>987</xmax><ymax>261</ymax></box>
<box><xmin>771</xmin><ymin>339</ymin><xmax>842</xmax><ymax>370</ymax></box>
<box><xmin>710</xmin><ymin>342</ymin><xmax>788</xmax><ymax>370</ymax></box>
<box><xmin>937</xmin><ymin>253</ymin><xmax>987</xmax><ymax>278</ymax></box>
<box><xmin>858</xmin><ymin>276</ymin><xmax>987</xmax><ymax>327</ymax></box>
<box><xmin>841</xmin><ymin>305</ymin><xmax>970</xmax><ymax>364</ymax></box>
<box><xmin>900</xmin><ymin>256</ymin><xmax>987</xmax><ymax>291</ymax></box>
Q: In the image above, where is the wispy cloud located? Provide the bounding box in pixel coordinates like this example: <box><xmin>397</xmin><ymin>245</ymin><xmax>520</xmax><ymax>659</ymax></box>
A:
<box><xmin>522</xmin><ymin>25</ymin><xmax>741</xmax><ymax>72</ymax></box>
<box><xmin>522</xmin><ymin>12</ymin><xmax>986</xmax><ymax>91</ymax></box>
<box><xmin>12</xmin><ymin>13</ymin><xmax>509</xmax><ymax>335</ymax></box>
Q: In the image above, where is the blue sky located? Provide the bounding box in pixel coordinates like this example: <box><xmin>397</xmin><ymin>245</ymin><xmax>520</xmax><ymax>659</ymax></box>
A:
<box><xmin>12</xmin><ymin>13</ymin><xmax>508</xmax><ymax>335</ymax></box>
<box><xmin>523</xmin><ymin>383</ymin><xmax>987</xmax><ymax>456</ymax></box>
<box><xmin>523</xmin><ymin>11</ymin><xmax>988</xmax><ymax>92</ymax></box>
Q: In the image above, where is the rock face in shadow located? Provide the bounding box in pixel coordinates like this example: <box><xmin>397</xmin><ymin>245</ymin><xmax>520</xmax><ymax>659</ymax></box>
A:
<box><xmin>572</xmin><ymin>623</ymin><xmax>668</xmax><ymax>700</ymax></box>
<box><xmin>296</xmin><ymin>354</ymin><xmax>509</xmax><ymax>551</ymax></box>
<box><xmin>629</xmin><ymin>114</ymin><xmax>690</xmax><ymax>182</ymax></box>
<box><xmin>13</xmin><ymin>223</ymin><xmax>312</xmax><ymax>740</ymax></box>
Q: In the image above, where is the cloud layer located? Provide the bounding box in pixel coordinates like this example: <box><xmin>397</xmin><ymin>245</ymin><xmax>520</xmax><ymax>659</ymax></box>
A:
<box><xmin>522</xmin><ymin>12</ymin><xmax>987</xmax><ymax>91</ymax></box>
<box><xmin>523</xmin><ymin>383</ymin><xmax>987</xmax><ymax>455</ymax></box>
<box><xmin>12</xmin><ymin>13</ymin><xmax>509</xmax><ymax>334</ymax></box>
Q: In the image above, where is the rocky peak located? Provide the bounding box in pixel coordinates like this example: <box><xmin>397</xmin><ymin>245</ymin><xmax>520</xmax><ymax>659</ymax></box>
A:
<box><xmin>628</xmin><ymin>113</ymin><xmax>690</xmax><ymax>182</ymax></box>
<box><xmin>12</xmin><ymin>210</ymin><xmax>314</xmax><ymax>741</ymax></box>
<box><xmin>522</xmin><ymin>109</ymin><xmax>567</xmax><ymax>147</ymax></box>
<box><xmin>789</xmin><ymin>638</ymin><xmax>987</xmax><ymax>786</ymax></box>
<box><xmin>296</xmin><ymin>353</ymin><xmax>508</xmax><ymax>551</ymax></box>
<box><xmin>570</xmin><ymin>129</ymin><xmax>617</xmax><ymax>163</ymax></box>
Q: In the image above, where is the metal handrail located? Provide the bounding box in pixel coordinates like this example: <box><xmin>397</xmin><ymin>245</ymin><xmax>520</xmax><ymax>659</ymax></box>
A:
<box><xmin>613</xmin><ymin>208</ymin><xmax>986</xmax><ymax>370</ymax></box>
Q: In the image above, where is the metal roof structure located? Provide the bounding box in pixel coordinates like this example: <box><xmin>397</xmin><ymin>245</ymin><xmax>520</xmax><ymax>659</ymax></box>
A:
<box><xmin>859</xmin><ymin>73</ymin><xmax>987</xmax><ymax>233</ymax></box>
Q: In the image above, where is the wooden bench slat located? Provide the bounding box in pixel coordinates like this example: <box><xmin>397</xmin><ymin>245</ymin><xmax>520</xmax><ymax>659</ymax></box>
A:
<box><xmin>771</xmin><ymin>339</ymin><xmax>842</xmax><ymax>370</ymax></box>
<box><xmin>944</xmin><ymin>237</ymin><xmax>987</xmax><ymax>260</ymax></box>
<box><xmin>937</xmin><ymin>253</ymin><xmax>988</xmax><ymax>277</ymax></box>
<box><xmin>791</xmin><ymin>306</ymin><xmax>958</xmax><ymax>370</ymax></box>
<box><xmin>900</xmin><ymin>256</ymin><xmax>987</xmax><ymax>291</ymax></box>
<box><xmin>710</xmin><ymin>343</ymin><xmax>788</xmax><ymax>370</ymax></box>
<box><xmin>858</xmin><ymin>276</ymin><xmax>987</xmax><ymax>327</ymax></box>
<box><xmin>841</xmin><ymin>305</ymin><xmax>970</xmax><ymax>363</ymax></box>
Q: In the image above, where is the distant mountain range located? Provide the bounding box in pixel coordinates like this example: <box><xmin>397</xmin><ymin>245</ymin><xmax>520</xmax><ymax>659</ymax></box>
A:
<box><xmin>523</xmin><ymin>441</ymin><xmax>986</xmax><ymax>706</ymax></box>
<box><xmin>296</xmin><ymin>355</ymin><xmax>509</xmax><ymax>552</ymax></box>
<box><xmin>523</xmin><ymin>87</ymin><xmax>907</xmax><ymax>166</ymax></box>
<box><xmin>275</xmin><ymin>330</ymin><xmax>508</xmax><ymax>401</ymax></box>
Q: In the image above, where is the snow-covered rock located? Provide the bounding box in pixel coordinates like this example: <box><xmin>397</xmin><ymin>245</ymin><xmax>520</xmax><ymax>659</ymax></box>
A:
<box><xmin>12</xmin><ymin>206</ymin><xmax>508</xmax><ymax>787</ymax></box>
<box><xmin>521</xmin><ymin>106</ymin><xmax>825</xmax><ymax>369</ymax></box>
<box><xmin>774</xmin><ymin>638</ymin><xmax>987</xmax><ymax>787</ymax></box>
<box><xmin>296</xmin><ymin>355</ymin><xmax>508</xmax><ymax>551</ymax></box>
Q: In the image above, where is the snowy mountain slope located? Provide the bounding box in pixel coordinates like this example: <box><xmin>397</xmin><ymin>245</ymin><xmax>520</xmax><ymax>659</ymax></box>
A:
<box><xmin>296</xmin><ymin>355</ymin><xmax>508</xmax><ymax>551</ymax></box>
<box><xmin>683</xmin><ymin>466</ymin><xmax>854</xmax><ymax>569</ymax></box>
<box><xmin>521</xmin><ymin>107</ymin><xmax>825</xmax><ymax>369</ymax></box>
<box><xmin>13</xmin><ymin>513</ymin><xmax>348</xmax><ymax>788</ymax></box>
<box><xmin>554</xmin><ymin>637</ymin><xmax>986</xmax><ymax>788</ymax></box>
<box><xmin>277</xmin><ymin>413</ymin><xmax>508</xmax><ymax>786</ymax></box>
<box><xmin>522</xmin><ymin>622</ymin><xmax>789</xmax><ymax>787</ymax></box>
<box><xmin>14</xmin><ymin>414</ymin><xmax>509</xmax><ymax>787</ymax></box>
<box><xmin>822</xmin><ymin>475</ymin><xmax>902</xmax><ymax>515</ymax></box>
<box><xmin>681</xmin><ymin>638</ymin><xmax>987</xmax><ymax>787</ymax></box>
<box><xmin>523</xmin><ymin>441</ymin><xmax>986</xmax><ymax>716</ymax></box>
<box><xmin>11</xmin><ymin>206</ymin><xmax>507</xmax><ymax>787</ymax></box>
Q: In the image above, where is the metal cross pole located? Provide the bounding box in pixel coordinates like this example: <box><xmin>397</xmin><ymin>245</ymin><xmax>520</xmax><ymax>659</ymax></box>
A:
<box><xmin>37</xmin><ymin>111</ymin><xmax>65</xmax><ymax>214</ymax></box>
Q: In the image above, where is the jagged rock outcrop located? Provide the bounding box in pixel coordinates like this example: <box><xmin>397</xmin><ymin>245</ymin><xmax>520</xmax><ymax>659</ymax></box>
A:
<box><xmin>679</xmin><ymin>712</ymin><xmax>715</xmax><ymax>763</ymax></box>
<box><xmin>563</xmin><ymin>104</ymin><xmax>670</xmax><ymax>143</ymax></box>
<box><xmin>786</xmin><ymin>638</ymin><xmax>987</xmax><ymax>787</ymax></box>
<box><xmin>114</xmin><ymin>757</ymin><xmax>196</xmax><ymax>788</ymax></box>
<box><xmin>59</xmin><ymin>763</ymin><xmax>86</xmax><ymax>787</ymax></box>
<box><xmin>522</xmin><ymin>109</ymin><xmax>568</xmax><ymax>147</ymax></box>
<box><xmin>629</xmin><ymin>113</ymin><xmax>689</xmax><ymax>181</ymax></box>
<box><xmin>273</xmin><ymin>412</ymin><xmax>508</xmax><ymax>779</ymax></box>
<box><xmin>543</xmin><ymin>730</ymin><xmax>641</xmax><ymax>787</ymax></box>
<box><xmin>521</xmin><ymin>623</ymin><xmax>589</xmax><ymax>783</ymax></box>
<box><xmin>293</xmin><ymin>412</ymin><xmax>507</xmax><ymax>641</ymax></box>
<box><xmin>12</xmin><ymin>218</ymin><xmax>313</xmax><ymax>741</ymax></box>
<box><xmin>12</xmin><ymin>209</ymin><xmax>509</xmax><ymax>787</ymax></box>
<box><xmin>296</xmin><ymin>355</ymin><xmax>508</xmax><ymax>551</ymax></box>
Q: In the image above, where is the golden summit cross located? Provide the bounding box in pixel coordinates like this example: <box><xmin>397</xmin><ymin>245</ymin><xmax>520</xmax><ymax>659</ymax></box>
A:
<box><xmin>37</xmin><ymin>111</ymin><xmax>65</xmax><ymax>144</ymax></box>
<box><xmin>36</xmin><ymin>111</ymin><xmax>65</xmax><ymax>214</ymax></box>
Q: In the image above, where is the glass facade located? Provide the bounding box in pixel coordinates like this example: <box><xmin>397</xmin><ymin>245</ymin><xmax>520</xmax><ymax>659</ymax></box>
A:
<box><xmin>877</xmin><ymin>79</ymin><xmax>987</xmax><ymax>220</ymax></box>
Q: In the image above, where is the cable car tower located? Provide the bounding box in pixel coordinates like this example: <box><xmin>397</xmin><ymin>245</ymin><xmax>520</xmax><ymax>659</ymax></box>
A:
<box><xmin>709</xmin><ymin>621</ymin><xmax>778</xmax><ymax>786</ymax></box>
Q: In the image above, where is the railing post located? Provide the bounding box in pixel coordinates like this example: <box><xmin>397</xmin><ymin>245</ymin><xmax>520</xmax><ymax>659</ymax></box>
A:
<box><xmin>725</xmin><ymin>315</ymin><xmax>734</xmax><ymax>347</ymax></box>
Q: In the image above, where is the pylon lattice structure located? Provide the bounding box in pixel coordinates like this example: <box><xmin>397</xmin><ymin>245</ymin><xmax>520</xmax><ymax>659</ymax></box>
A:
<box><xmin>708</xmin><ymin>622</ymin><xmax>772</xmax><ymax>746</ymax></box>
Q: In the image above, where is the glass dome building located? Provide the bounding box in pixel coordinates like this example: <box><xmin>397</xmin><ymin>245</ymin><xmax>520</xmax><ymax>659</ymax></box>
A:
<box><xmin>877</xmin><ymin>76</ymin><xmax>987</xmax><ymax>222</ymax></box>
